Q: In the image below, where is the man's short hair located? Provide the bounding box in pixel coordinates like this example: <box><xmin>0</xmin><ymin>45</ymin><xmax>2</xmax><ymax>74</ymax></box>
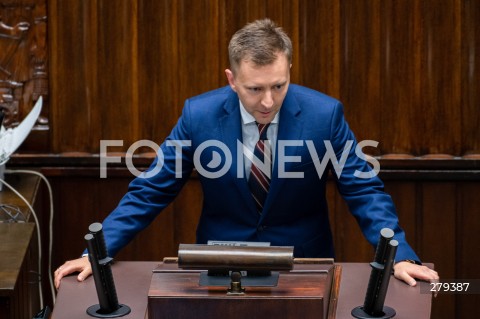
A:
<box><xmin>228</xmin><ymin>19</ymin><xmax>292</xmax><ymax>73</ymax></box>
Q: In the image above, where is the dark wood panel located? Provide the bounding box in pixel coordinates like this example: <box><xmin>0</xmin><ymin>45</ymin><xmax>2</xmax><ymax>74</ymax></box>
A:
<box><xmin>177</xmin><ymin>0</ymin><xmax>223</xmax><ymax>100</ymax></box>
<box><xmin>330</xmin><ymin>183</ymin><xmax>373</xmax><ymax>263</ymax></box>
<box><xmin>340</xmin><ymin>0</ymin><xmax>383</xmax><ymax>148</ymax></box>
<box><xmin>137</xmin><ymin>0</ymin><xmax>179</xmax><ymax>142</ymax></box>
<box><xmin>384</xmin><ymin>182</ymin><xmax>419</xmax><ymax>250</ymax></box>
<box><xmin>46</xmin><ymin>0</ymin><xmax>478</xmax><ymax>156</ymax></box>
<box><xmin>422</xmin><ymin>183</ymin><xmax>457</xmax><ymax>319</ymax></box>
<box><xmin>49</xmin><ymin>0</ymin><xmax>90</xmax><ymax>151</ymax></box>
<box><xmin>381</xmin><ymin>0</ymin><xmax>419</xmax><ymax>154</ymax></box>
<box><xmin>299</xmin><ymin>0</ymin><xmax>340</xmax><ymax>98</ymax></box>
<box><xmin>461</xmin><ymin>0</ymin><xmax>480</xmax><ymax>154</ymax></box>
<box><xmin>148</xmin><ymin>264</ymin><xmax>335</xmax><ymax>319</ymax></box>
<box><xmin>417</xmin><ymin>0</ymin><xmax>462</xmax><ymax>155</ymax></box>
<box><xmin>173</xmin><ymin>177</ymin><xmax>203</xmax><ymax>248</ymax></box>
<box><xmin>456</xmin><ymin>182</ymin><xmax>480</xmax><ymax>318</ymax></box>
<box><xmin>94</xmin><ymin>1</ymin><xmax>140</xmax><ymax>143</ymax></box>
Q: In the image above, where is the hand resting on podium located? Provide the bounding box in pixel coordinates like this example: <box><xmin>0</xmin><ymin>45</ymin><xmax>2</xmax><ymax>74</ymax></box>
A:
<box><xmin>54</xmin><ymin>256</ymin><xmax>439</xmax><ymax>289</ymax></box>
<box><xmin>54</xmin><ymin>256</ymin><xmax>90</xmax><ymax>289</ymax></box>
<box><xmin>393</xmin><ymin>261</ymin><xmax>439</xmax><ymax>287</ymax></box>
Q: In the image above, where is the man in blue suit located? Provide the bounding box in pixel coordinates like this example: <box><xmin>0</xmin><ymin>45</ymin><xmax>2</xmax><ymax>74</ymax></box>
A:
<box><xmin>55</xmin><ymin>19</ymin><xmax>438</xmax><ymax>288</ymax></box>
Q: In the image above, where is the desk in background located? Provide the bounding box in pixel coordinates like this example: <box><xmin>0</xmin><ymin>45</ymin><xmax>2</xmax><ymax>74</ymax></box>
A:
<box><xmin>0</xmin><ymin>173</ymin><xmax>41</xmax><ymax>319</ymax></box>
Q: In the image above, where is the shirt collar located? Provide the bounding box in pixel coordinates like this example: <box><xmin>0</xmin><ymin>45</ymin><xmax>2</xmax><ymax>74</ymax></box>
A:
<box><xmin>239</xmin><ymin>100</ymin><xmax>279</xmax><ymax>125</ymax></box>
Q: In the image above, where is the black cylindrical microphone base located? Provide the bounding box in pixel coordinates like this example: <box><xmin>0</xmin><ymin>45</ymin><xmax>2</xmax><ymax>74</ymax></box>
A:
<box><xmin>86</xmin><ymin>304</ymin><xmax>131</xmax><ymax>318</ymax></box>
<box><xmin>351</xmin><ymin>305</ymin><xmax>396</xmax><ymax>319</ymax></box>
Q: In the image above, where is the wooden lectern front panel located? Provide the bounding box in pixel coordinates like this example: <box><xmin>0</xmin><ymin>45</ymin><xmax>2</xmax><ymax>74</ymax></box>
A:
<box><xmin>148</xmin><ymin>263</ymin><xmax>340</xmax><ymax>319</ymax></box>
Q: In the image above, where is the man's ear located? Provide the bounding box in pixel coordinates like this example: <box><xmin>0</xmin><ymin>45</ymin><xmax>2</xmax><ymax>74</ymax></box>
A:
<box><xmin>225</xmin><ymin>69</ymin><xmax>237</xmax><ymax>92</ymax></box>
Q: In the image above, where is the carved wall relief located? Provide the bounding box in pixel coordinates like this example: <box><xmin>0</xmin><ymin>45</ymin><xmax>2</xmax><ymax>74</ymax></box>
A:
<box><xmin>0</xmin><ymin>0</ymin><xmax>48</xmax><ymax>134</ymax></box>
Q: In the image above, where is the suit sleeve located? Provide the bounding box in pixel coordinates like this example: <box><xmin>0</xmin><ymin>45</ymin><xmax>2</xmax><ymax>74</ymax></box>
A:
<box><xmin>329</xmin><ymin>102</ymin><xmax>420</xmax><ymax>262</ymax></box>
<box><xmin>96</xmin><ymin>100</ymin><xmax>195</xmax><ymax>257</ymax></box>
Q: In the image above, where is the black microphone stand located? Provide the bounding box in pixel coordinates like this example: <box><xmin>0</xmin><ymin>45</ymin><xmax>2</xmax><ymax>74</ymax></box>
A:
<box><xmin>85</xmin><ymin>223</ymin><xmax>131</xmax><ymax>318</ymax></box>
<box><xmin>352</xmin><ymin>228</ymin><xmax>398</xmax><ymax>319</ymax></box>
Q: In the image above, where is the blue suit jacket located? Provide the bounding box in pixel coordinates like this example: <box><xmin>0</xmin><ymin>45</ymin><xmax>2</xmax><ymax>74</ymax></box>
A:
<box><xmin>100</xmin><ymin>84</ymin><xmax>419</xmax><ymax>262</ymax></box>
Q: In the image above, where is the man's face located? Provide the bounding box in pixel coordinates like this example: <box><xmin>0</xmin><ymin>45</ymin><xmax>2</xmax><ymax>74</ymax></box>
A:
<box><xmin>225</xmin><ymin>53</ymin><xmax>291</xmax><ymax>125</ymax></box>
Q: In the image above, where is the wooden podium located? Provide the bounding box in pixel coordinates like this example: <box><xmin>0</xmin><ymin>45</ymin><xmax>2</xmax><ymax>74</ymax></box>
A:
<box><xmin>147</xmin><ymin>261</ymin><xmax>341</xmax><ymax>319</ymax></box>
<box><xmin>51</xmin><ymin>261</ymin><xmax>433</xmax><ymax>319</ymax></box>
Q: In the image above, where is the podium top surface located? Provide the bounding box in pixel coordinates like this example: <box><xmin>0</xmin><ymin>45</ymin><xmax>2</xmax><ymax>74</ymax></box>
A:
<box><xmin>52</xmin><ymin>261</ymin><xmax>432</xmax><ymax>319</ymax></box>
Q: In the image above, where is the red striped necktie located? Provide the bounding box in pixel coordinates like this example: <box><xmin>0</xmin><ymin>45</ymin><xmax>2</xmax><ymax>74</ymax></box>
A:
<box><xmin>248</xmin><ymin>122</ymin><xmax>272</xmax><ymax>213</ymax></box>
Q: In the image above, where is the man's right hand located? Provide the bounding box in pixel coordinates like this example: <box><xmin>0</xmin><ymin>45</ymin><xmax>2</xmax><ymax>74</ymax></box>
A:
<box><xmin>54</xmin><ymin>256</ymin><xmax>92</xmax><ymax>289</ymax></box>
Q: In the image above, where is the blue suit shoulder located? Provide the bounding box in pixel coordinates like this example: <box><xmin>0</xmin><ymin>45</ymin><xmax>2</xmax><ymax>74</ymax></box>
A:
<box><xmin>187</xmin><ymin>86</ymin><xmax>234</xmax><ymax>106</ymax></box>
<box><xmin>178</xmin><ymin>86</ymin><xmax>236</xmax><ymax>136</ymax></box>
<box><xmin>288</xmin><ymin>84</ymin><xmax>342</xmax><ymax>109</ymax></box>
<box><xmin>286</xmin><ymin>84</ymin><xmax>344</xmax><ymax>125</ymax></box>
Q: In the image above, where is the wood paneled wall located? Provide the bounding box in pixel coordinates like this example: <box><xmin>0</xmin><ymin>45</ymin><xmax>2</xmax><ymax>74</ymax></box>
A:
<box><xmin>3</xmin><ymin>0</ymin><xmax>480</xmax><ymax>318</ymax></box>
<box><xmin>46</xmin><ymin>0</ymin><xmax>479</xmax><ymax>156</ymax></box>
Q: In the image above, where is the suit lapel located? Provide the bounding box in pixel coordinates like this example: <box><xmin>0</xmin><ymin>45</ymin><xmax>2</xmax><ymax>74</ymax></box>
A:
<box><xmin>219</xmin><ymin>91</ymin><xmax>258</xmax><ymax>213</ymax></box>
